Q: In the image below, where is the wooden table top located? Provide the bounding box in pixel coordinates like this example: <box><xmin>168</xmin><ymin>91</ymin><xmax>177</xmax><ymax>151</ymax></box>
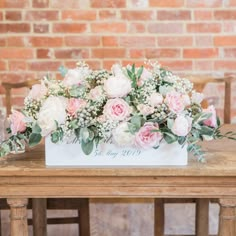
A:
<box><xmin>0</xmin><ymin>124</ymin><xmax>235</xmax><ymax>177</ymax></box>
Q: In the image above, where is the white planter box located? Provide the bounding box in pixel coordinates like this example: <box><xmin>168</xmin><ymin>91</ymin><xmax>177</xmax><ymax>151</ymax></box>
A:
<box><xmin>45</xmin><ymin>138</ymin><xmax>188</xmax><ymax>167</ymax></box>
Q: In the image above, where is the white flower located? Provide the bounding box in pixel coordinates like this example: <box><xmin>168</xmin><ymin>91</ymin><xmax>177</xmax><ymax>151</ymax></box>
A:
<box><xmin>37</xmin><ymin>96</ymin><xmax>67</xmax><ymax>136</ymax></box>
<box><xmin>171</xmin><ymin>115</ymin><xmax>192</xmax><ymax>137</ymax></box>
<box><xmin>112</xmin><ymin>122</ymin><xmax>135</xmax><ymax>147</ymax></box>
<box><xmin>104</xmin><ymin>76</ymin><xmax>132</xmax><ymax>98</ymax></box>
<box><xmin>191</xmin><ymin>91</ymin><xmax>204</xmax><ymax>105</ymax></box>
<box><xmin>149</xmin><ymin>92</ymin><xmax>163</xmax><ymax>107</ymax></box>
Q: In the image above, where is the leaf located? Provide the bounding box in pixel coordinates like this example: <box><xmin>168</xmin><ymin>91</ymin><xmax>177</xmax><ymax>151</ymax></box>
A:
<box><xmin>167</xmin><ymin>118</ymin><xmax>174</xmax><ymax>129</ymax></box>
<box><xmin>200</xmin><ymin>126</ymin><xmax>214</xmax><ymax>136</ymax></box>
<box><xmin>163</xmin><ymin>132</ymin><xmax>177</xmax><ymax>144</ymax></box>
<box><xmin>136</xmin><ymin>66</ymin><xmax>143</xmax><ymax>79</ymax></box>
<box><xmin>32</xmin><ymin>123</ymin><xmax>42</xmax><ymax>134</ymax></box>
<box><xmin>29</xmin><ymin>133</ymin><xmax>42</xmax><ymax>147</ymax></box>
<box><xmin>80</xmin><ymin>127</ymin><xmax>90</xmax><ymax>142</ymax></box>
<box><xmin>178</xmin><ymin>136</ymin><xmax>186</xmax><ymax>145</ymax></box>
<box><xmin>58</xmin><ymin>66</ymin><xmax>68</xmax><ymax>77</ymax></box>
<box><xmin>81</xmin><ymin>140</ymin><xmax>94</xmax><ymax>155</ymax></box>
<box><xmin>131</xmin><ymin>64</ymin><xmax>135</xmax><ymax>73</ymax></box>
<box><xmin>131</xmin><ymin>115</ymin><xmax>142</xmax><ymax>129</ymax></box>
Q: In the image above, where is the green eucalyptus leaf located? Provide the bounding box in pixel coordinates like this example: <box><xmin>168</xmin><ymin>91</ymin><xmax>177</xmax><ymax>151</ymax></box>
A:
<box><xmin>32</xmin><ymin>123</ymin><xmax>42</xmax><ymax>134</ymax></box>
<box><xmin>163</xmin><ymin>132</ymin><xmax>177</xmax><ymax>144</ymax></box>
<box><xmin>29</xmin><ymin>133</ymin><xmax>42</xmax><ymax>147</ymax></box>
<box><xmin>136</xmin><ymin>66</ymin><xmax>143</xmax><ymax>79</ymax></box>
<box><xmin>81</xmin><ymin>140</ymin><xmax>94</xmax><ymax>155</ymax></box>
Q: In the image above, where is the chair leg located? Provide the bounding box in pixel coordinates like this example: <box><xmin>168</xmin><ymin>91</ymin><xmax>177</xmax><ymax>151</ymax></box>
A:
<box><xmin>0</xmin><ymin>209</ymin><xmax>2</xmax><ymax>236</ymax></box>
<box><xmin>154</xmin><ymin>199</ymin><xmax>164</xmax><ymax>236</ymax></box>
<box><xmin>196</xmin><ymin>199</ymin><xmax>209</xmax><ymax>236</ymax></box>
<box><xmin>78</xmin><ymin>199</ymin><xmax>90</xmax><ymax>236</ymax></box>
<box><xmin>32</xmin><ymin>198</ymin><xmax>47</xmax><ymax>236</ymax></box>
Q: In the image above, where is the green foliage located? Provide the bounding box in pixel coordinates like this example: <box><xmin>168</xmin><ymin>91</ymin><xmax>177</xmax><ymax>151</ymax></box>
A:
<box><xmin>29</xmin><ymin>133</ymin><xmax>42</xmax><ymax>147</ymax></box>
<box><xmin>58</xmin><ymin>66</ymin><xmax>68</xmax><ymax>77</ymax></box>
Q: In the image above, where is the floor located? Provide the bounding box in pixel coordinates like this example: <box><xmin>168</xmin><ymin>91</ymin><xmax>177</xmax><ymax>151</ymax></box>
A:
<box><xmin>1</xmin><ymin>199</ymin><xmax>219</xmax><ymax>236</ymax></box>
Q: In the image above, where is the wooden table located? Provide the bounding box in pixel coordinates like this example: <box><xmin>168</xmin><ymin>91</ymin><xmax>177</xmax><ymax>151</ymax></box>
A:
<box><xmin>0</xmin><ymin>125</ymin><xmax>236</xmax><ymax>236</ymax></box>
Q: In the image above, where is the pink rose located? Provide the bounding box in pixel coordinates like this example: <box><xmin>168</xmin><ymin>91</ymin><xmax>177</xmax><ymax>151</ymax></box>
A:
<box><xmin>67</xmin><ymin>98</ymin><xmax>87</xmax><ymax>117</ymax></box>
<box><xmin>149</xmin><ymin>92</ymin><xmax>163</xmax><ymax>107</ymax></box>
<box><xmin>9</xmin><ymin>110</ymin><xmax>27</xmax><ymax>135</ymax></box>
<box><xmin>171</xmin><ymin>115</ymin><xmax>192</xmax><ymax>136</ymax></box>
<box><xmin>165</xmin><ymin>91</ymin><xmax>185</xmax><ymax>114</ymax></box>
<box><xmin>135</xmin><ymin>122</ymin><xmax>162</xmax><ymax>149</ymax></box>
<box><xmin>137</xmin><ymin>104</ymin><xmax>154</xmax><ymax>116</ymax></box>
<box><xmin>27</xmin><ymin>83</ymin><xmax>47</xmax><ymax>100</ymax></box>
<box><xmin>103</xmin><ymin>98</ymin><xmax>131</xmax><ymax>121</ymax></box>
<box><xmin>203</xmin><ymin>105</ymin><xmax>217</xmax><ymax>128</ymax></box>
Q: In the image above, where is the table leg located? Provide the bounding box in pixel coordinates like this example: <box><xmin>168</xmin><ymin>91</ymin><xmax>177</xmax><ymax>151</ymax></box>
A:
<box><xmin>154</xmin><ymin>199</ymin><xmax>164</xmax><ymax>236</ymax></box>
<box><xmin>218</xmin><ymin>198</ymin><xmax>236</xmax><ymax>236</ymax></box>
<box><xmin>7</xmin><ymin>198</ymin><xmax>28</xmax><ymax>236</ymax></box>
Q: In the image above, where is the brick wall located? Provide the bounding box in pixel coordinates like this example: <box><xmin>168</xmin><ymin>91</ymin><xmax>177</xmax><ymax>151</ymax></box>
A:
<box><xmin>0</xmin><ymin>0</ymin><xmax>236</xmax><ymax>120</ymax></box>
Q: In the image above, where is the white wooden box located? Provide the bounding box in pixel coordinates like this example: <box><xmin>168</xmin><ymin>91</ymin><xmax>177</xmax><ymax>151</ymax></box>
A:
<box><xmin>45</xmin><ymin>138</ymin><xmax>188</xmax><ymax>167</ymax></box>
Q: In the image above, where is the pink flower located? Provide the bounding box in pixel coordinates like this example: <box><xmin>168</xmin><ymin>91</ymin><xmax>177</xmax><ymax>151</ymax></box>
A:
<box><xmin>165</xmin><ymin>91</ymin><xmax>185</xmax><ymax>114</ymax></box>
<box><xmin>9</xmin><ymin>110</ymin><xmax>26</xmax><ymax>135</ymax></box>
<box><xmin>135</xmin><ymin>122</ymin><xmax>162</xmax><ymax>149</ymax></box>
<box><xmin>103</xmin><ymin>98</ymin><xmax>131</xmax><ymax>121</ymax></box>
<box><xmin>137</xmin><ymin>104</ymin><xmax>154</xmax><ymax>116</ymax></box>
<box><xmin>27</xmin><ymin>83</ymin><xmax>47</xmax><ymax>100</ymax></box>
<box><xmin>171</xmin><ymin>115</ymin><xmax>192</xmax><ymax>136</ymax></box>
<box><xmin>67</xmin><ymin>98</ymin><xmax>87</xmax><ymax>117</ymax></box>
<box><xmin>203</xmin><ymin>105</ymin><xmax>217</xmax><ymax>128</ymax></box>
<box><xmin>149</xmin><ymin>92</ymin><xmax>163</xmax><ymax>107</ymax></box>
<box><xmin>88</xmin><ymin>86</ymin><xmax>103</xmax><ymax>100</ymax></box>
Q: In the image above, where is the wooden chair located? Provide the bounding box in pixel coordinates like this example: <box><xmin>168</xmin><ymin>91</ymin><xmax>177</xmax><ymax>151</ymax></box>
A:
<box><xmin>155</xmin><ymin>75</ymin><xmax>234</xmax><ymax>236</ymax></box>
<box><xmin>1</xmin><ymin>80</ymin><xmax>90</xmax><ymax>236</ymax></box>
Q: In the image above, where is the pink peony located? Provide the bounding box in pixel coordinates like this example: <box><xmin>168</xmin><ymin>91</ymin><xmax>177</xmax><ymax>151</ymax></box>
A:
<box><xmin>165</xmin><ymin>91</ymin><xmax>185</xmax><ymax>114</ymax></box>
<box><xmin>9</xmin><ymin>110</ymin><xmax>27</xmax><ymax>135</ymax></box>
<box><xmin>135</xmin><ymin>122</ymin><xmax>162</xmax><ymax>149</ymax></box>
<box><xmin>67</xmin><ymin>98</ymin><xmax>87</xmax><ymax>117</ymax></box>
<box><xmin>27</xmin><ymin>83</ymin><xmax>47</xmax><ymax>100</ymax></box>
<box><xmin>171</xmin><ymin>115</ymin><xmax>192</xmax><ymax>136</ymax></box>
<box><xmin>203</xmin><ymin>105</ymin><xmax>217</xmax><ymax>128</ymax></box>
<box><xmin>103</xmin><ymin>98</ymin><xmax>131</xmax><ymax>121</ymax></box>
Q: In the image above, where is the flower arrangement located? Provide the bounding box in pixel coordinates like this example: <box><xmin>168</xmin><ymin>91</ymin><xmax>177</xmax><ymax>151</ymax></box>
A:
<box><xmin>0</xmin><ymin>61</ymin><xmax>235</xmax><ymax>161</ymax></box>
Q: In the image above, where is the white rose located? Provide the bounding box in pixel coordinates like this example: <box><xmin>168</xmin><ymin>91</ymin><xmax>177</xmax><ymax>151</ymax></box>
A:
<box><xmin>171</xmin><ymin>115</ymin><xmax>192</xmax><ymax>137</ymax></box>
<box><xmin>37</xmin><ymin>96</ymin><xmax>67</xmax><ymax>136</ymax></box>
<box><xmin>182</xmin><ymin>94</ymin><xmax>191</xmax><ymax>106</ymax></box>
<box><xmin>104</xmin><ymin>76</ymin><xmax>132</xmax><ymax>98</ymax></box>
<box><xmin>112</xmin><ymin>122</ymin><xmax>135</xmax><ymax>147</ymax></box>
<box><xmin>191</xmin><ymin>91</ymin><xmax>204</xmax><ymax>105</ymax></box>
<box><xmin>62</xmin><ymin>67</ymin><xmax>91</xmax><ymax>87</ymax></box>
<box><xmin>149</xmin><ymin>93</ymin><xmax>163</xmax><ymax>107</ymax></box>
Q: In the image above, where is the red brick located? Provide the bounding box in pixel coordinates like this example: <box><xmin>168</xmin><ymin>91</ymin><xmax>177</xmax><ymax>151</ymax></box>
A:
<box><xmin>224</xmin><ymin>48</ymin><xmax>236</xmax><ymax>58</ymax></box>
<box><xmin>0</xmin><ymin>38</ymin><xmax>6</xmax><ymax>46</ymax></box>
<box><xmin>127</xmin><ymin>0</ymin><xmax>148</xmax><ymax>8</ymax></box>
<box><xmin>226</xmin><ymin>0</ymin><xmax>236</xmax><ymax>6</ymax></box>
<box><xmin>25</xmin><ymin>11</ymin><xmax>58</xmax><ymax>21</ymax></box>
<box><xmin>7</xmin><ymin>36</ymin><xmax>28</xmax><ymax>46</ymax></box>
<box><xmin>146</xmin><ymin>49</ymin><xmax>181</xmax><ymax>58</ymax></box>
<box><xmin>65</xmin><ymin>36</ymin><xmax>100</xmax><ymax>47</ymax></box>
<box><xmin>91</xmin><ymin>23</ymin><xmax>126</xmax><ymax>33</ymax></box>
<box><xmin>37</xmin><ymin>49</ymin><xmax>53</xmax><ymax>59</ymax></box>
<box><xmin>183</xmin><ymin>49</ymin><xmax>218</xmax><ymax>58</ymax></box>
<box><xmin>99</xmin><ymin>10</ymin><xmax>117</xmax><ymax>20</ymax></box>
<box><xmin>122</xmin><ymin>60</ymin><xmax>147</xmax><ymax>67</ymax></box>
<box><xmin>103</xmin><ymin>60</ymin><xmax>120</xmax><ymax>70</ymax></box>
<box><xmin>54</xmin><ymin>49</ymin><xmax>89</xmax><ymax>59</ymax></box>
<box><xmin>0</xmin><ymin>23</ymin><xmax>30</xmax><ymax>33</ymax></box>
<box><xmin>33</xmin><ymin>24</ymin><xmax>49</xmax><ymax>33</ymax></box>
<box><xmin>5</xmin><ymin>11</ymin><xmax>22</xmax><ymax>21</ymax></box>
<box><xmin>0</xmin><ymin>0</ymin><xmax>30</xmax><ymax>8</ymax></box>
<box><xmin>91</xmin><ymin>0</ymin><xmax>126</xmax><ymax>8</ymax></box>
<box><xmin>128</xmin><ymin>23</ymin><xmax>146</xmax><ymax>33</ymax></box>
<box><xmin>53</xmin><ymin>23</ymin><xmax>87</xmax><ymax>33</ymax></box>
<box><xmin>65</xmin><ymin>60</ymin><xmax>101</xmax><ymax>70</ymax></box>
<box><xmin>159</xmin><ymin>60</ymin><xmax>193</xmax><ymax>71</ymax></box>
<box><xmin>214</xmin><ymin>36</ymin><xmax>236</xmax><ymax>46</ymax></box>
<box><xmin>121</xmin><ymin>10</ymin><xmax>155</xmax><ymax>20</ymax></box>
<box><xmin>157</xmin><ymin>10</ymin><xmax>191</xmax><ymax>21</ymax></box>
<box><xmin>33</xmin><ymin>0</ymin><xmax>49</xmax><ymax>8</ymax></box>
<box><xmin>29</xmin><ymin>61</ymin><xmax>61</xmax><ymax>71</ymax></box>
<box><xmin>194</xmin><ymin>61</ymin><xmax>213</xmax><ymax>71</ymax></box>
<box><xmin>0</xmin><ymin>12</ymin><xmax>2</xmax><ymax>20</ymax></box>
<box><xmin>50</xmin><ymin>0</ymin><xmax>80</xmax><ymax>8</ymax></box>
<box><xmin>0</xmin><ymin>61</ymin><xmax>6</xmax><ymax>70</ymax></box>
<box><xmin>92</xmin><ymin>48</ymin><xmax>126</xmax><ymax>58</ymax></box>
<box><xmin>30</xmin><ymin>37</ymin><xmax>63</xmax><ymax>47</ymax></box>
<box><xmin>102</xmin><ymin>36</ymin><xmax>118</xmax><ymax>47</ymax></box>
<box><xmin>129</xmin><ymin>49</ymin><xmax>145</xmax><ymax>58</ymax></box>
<box><xmin>214</xmin><ymin>11</ymin><xmax>236</xmax><ymax>20</ymax></box>
<box><xmin>187</xmin><ymin>23</ymin><xmax>221</xmax><ymax>33</ymax></box>
<box><xmin>158</xmin><ymin>36</ymin><xmax>193</xmax><ymax>47</ymax></box>
<box><xmin>195</xmin><ymin>36</ymin><xmax>213</xmax><ymax>47</ymax></box>
<box><xmin>8</xmin><ymin>61</ymin><xmax>27</xmax><ymax>70</ymax></box>
<box><xmin>150</xmin><ymin>0</ymin><xmax>184</xmax><ymax>7</ymax></box>
<box><xmin>148</xmin><ymin>23</ymin><xmax>183</xmax><ymax>34</ymax></box>
<box><xmin>0</xmin><ymin>73</ymin><xmax>36</xmax><ymax>83</ymax></box>
<box><xmin>0</xmin><ymin>48</ymin><xmax>33</xmax><ymax>59</ymax></box>
<box><xmin>214</xmin><ymin>61</ymin><xmax>236</xmax><ymax>70</ymax></box>
<box><xmin>186</xmin><ymin>0</ymin><xmax>222</xmax><ymax>7</ymax></box>
<box><xmin>62</xmin><ymin>10</ymin><xmax>96</xmax><ymax>20</ymax></box>
<box><xmin>120</xmin><ymin>36</ymin><xmax>155</xmax><ymax>47</ymax></box>
<box><xmin>194</xmin><ymin>10</ymin><xmax>213</xmax><ymax>20</ymax></box>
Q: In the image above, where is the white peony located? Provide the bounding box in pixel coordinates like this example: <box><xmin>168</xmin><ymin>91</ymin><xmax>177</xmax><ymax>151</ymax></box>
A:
<box><xmin>37</xmin><ymin>96</ymin><xmax>67</xmax><ymax>136</ymax></box>
<box><xmin>191</xmin><ymin>91</ymin><xmax>204</xmax><ymax>105</ymax></box>
<box><xmin>104</xmin><ymin>76</ymin><xmax>132</xmax><ymax>98</ymax></box>
<box><xmin>149</xmin><ymin>92</ymin><xmax>163</xmax><ymax>107</ymax></box>
<box><xmin>112</xmin><ymin>122</ymin><xmax>135</xmax><ymax>147</ymax></box>
<box><xmin>171</xmin><ymin>115</ymin><xmax>192</xmax><ymax>137</ymax></box>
